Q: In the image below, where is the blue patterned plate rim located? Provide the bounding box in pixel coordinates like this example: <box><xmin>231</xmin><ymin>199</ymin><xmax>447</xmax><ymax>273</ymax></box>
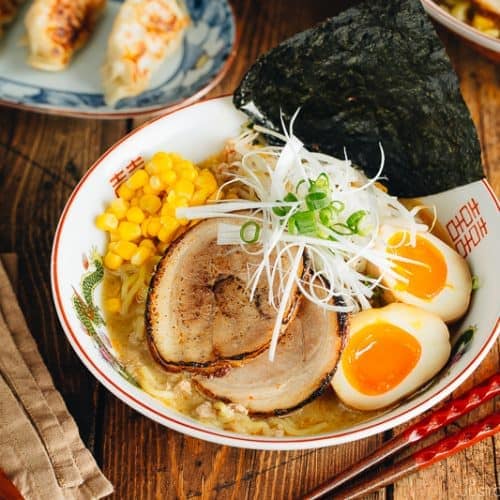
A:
<box><xmin>0</xmin><ymin>0</ymin><xmax>237</xmax><ymax>119</ymax></box>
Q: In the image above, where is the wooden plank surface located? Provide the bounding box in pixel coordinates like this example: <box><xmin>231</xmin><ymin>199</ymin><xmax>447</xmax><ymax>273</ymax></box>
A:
<box><xmin>0</xmin><ymin>1</ymin><xmax>498</xmax><ymax>499</ymax></box>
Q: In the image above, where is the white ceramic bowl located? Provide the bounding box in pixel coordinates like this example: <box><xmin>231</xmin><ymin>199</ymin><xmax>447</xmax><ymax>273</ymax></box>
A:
<box><xmin>51</xmin><ymin>96</ymin><xmax>500</xmax><ymax>450</ymax></box>
<box><xmin>422</xmin><ymin>0</ymin><xmax>500</xmax><ymax>61</ymax></box>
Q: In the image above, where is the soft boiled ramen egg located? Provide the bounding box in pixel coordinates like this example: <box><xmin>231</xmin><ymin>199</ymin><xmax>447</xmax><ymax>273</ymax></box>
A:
<box><xmin>372</xmin><ymin>225</ymin><xmax>472</xmax><ymax>323</ymax></box>
<box><xmin>332</xmin><ymin>303</ymin><xmax>450</xmax><ymax>411</ymax></box>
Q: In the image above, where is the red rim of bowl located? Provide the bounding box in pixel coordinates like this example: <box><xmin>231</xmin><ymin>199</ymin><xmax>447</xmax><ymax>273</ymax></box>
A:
<box><xmin>50</xmin><ymin>96</ymin><xmax>500</xmax><ymax>448</ymax></box>
<box><xmin>421</xmin><ymin>0</ymin><xmax>500</xmax><ymax>53</ymax></box>
<box><xmin>0</xmin><ymin>4</ymin><xmax>240</xmax><ymax>120</ymax></box>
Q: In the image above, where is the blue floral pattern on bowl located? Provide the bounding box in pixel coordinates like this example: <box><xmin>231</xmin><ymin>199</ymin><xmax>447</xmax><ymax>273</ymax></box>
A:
<box><xmin>0</xmin><ymin>0</ymin><xmax>235</xmax><ymax>117</ymax></box>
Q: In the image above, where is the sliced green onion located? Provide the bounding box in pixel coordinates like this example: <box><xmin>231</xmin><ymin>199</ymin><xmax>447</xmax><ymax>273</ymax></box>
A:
<box><xmin>295</xmin><ymin>179</ymin><xmax>307</xmax><ymax>193</ymax></box>
<box><xmin>309</xmin><ymin>173</ymin><xmax>330</xmax><ymax>195</ymax></box>
<box><xmin>346</xmin><ymin>210</ymin><xmax>367</xmax><ymax>233</ymax></box>
<box><xmin>471</xmin><ymin>275</ymin><xmax>480</xmax><ymax>291</ymax></box>
<box><xmin>312</xmin><ymin>172</ymin><xmax>330</xmax><ymax>190</ymax></box>
<box><xmin>288</xmin><ymin>217</ymin><xmax>298</xmax><ymax>235</ymax></box>
<box><xmin>272</xmin><ymin>192</ymin><xmax>298</xmax><ymax>217</ymax></box>
<box><xmin>331</xmin><ymin>223</ymin><xmax>354</xmax><ymax>236</ymax></box>
<box><xmin>306</xmin><ymin>191</ymin><xmax>329</xmax><ymax>210</ymax></box>
<box><xmin>240</xmin><ymin>221</ymin><xmax>261</xmax><ymax>243</ymax></box>
<box><xmin>331</xmin><ymin>200</ymin><xmax>345</xmax><ymax>213</ymax></box>
<box><xmin>292</xmin><ymin>210</ymin><xmax>317</xmax><ymax>234</ymax></box>
<box><xmin>319</xmin><ymin>206</ymin><xmax>335</xmax><ymax>226</ymax></box>
<box><xmin>318</xmin><ymin>172</ymin><xmax>330</xmax><ymax>184</ymax></box>
<box><xmin>272</xmin><ymin>205</ymin><xmax>289</xmax><ymax>217</ymax></box>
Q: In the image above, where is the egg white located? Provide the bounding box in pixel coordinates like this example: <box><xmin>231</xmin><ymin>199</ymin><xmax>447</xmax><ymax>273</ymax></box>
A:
<box><xmin>332</xmin><ymin>303</ymin><xmax>450</xmax><ymax>411</ymax></box>
<box><xmin>373</xmin><ymin>225</ymin><xmax>472</xmax><ymax>323</ymax></box>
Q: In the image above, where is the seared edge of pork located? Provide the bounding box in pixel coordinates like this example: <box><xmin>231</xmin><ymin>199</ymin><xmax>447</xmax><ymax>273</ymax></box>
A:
<box><xmin>193</xmin><ymin>297</ymin><xmax>349</xmax><ymax>417</ymax></box>
<box><xmin>146</xmin><ymin>217</ymin><xmax>303</xmax><ymax>375</ymax></box>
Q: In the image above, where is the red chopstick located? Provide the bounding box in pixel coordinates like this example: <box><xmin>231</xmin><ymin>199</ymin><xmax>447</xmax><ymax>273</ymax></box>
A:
<box><xmin>0</xmin><ymin>467</ymin><xmax>24</xmax><ymax>500</ymax></box>
<box><xmin>303</xmin><ymin>373</ymin><xmax>500</xmax><ymax>500</ymax></box>
<box><xmin>329</xmin><ymin>412</ymin><xmax>499</xmax><ymax>499</ymax></box>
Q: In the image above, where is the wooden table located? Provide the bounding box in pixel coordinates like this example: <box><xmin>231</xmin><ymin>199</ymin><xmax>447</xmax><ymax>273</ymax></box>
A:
<box><xmin>0</xmin><ymin>1</ymin><xmax>498</xmax><ymax>498</ymax></box>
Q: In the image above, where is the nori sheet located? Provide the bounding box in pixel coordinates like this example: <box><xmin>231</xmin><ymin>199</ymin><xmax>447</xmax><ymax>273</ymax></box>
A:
<box><xmin>233</xmin><ymin>0</ymin><xmax>483</xmax><ymax>197</ymax></box>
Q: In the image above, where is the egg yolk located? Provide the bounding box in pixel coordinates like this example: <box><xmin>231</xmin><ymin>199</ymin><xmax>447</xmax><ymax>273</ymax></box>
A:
<box><xmin>388</xmin><ymin>232</ymin><xmax>447</xmax><ymax>300</ymax></box>
<box><xmin>343</xmin><ymin>322</ymin><xmax>421</xmax><ymax>396</ymax></box>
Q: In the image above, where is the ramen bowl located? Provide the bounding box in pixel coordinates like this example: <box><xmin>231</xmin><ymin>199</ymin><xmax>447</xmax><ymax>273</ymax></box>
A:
<box><xmin>51</xmin><ymin>96</ymin><xmax>500</xmax><ymax>450</ymax></box>
<box><xmin>422</xmin><ymin>0</ymin><xmax>500</xmax><ymax>62</ymax></box>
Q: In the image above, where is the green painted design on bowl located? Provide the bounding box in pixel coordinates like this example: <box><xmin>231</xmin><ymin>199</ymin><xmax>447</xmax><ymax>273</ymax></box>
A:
<box><xmin>72</xmin><ymin>248</ymin><xmax>138</xmax><ymax>387</ymax></box>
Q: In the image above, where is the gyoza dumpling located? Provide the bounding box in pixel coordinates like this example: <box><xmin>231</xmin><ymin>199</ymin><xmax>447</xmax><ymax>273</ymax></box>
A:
<box><xmin>0</xmin><ymin>0</ymin><xmax>26</xmax><ymax>38</ymax></box>
<box><xmin>25</xmin><ymin>0</ymin><xmax>106</xmax><ymax>71</ymax></box>
<box><xmin>102</xmin><ymin>0</ymin><xmax>190</xmax><ymax>106</ymax></box>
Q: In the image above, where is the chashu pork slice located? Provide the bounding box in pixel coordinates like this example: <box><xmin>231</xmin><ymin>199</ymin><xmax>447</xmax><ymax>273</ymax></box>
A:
<box><xmin>146</xmin><ymin>217</ymin><xmax>302</xmax><ymax>375</ymax></box>
<box><xmin>193</xmin><ymin>298</ymin><xmax>348</xmax><ymax>416</ymax></box>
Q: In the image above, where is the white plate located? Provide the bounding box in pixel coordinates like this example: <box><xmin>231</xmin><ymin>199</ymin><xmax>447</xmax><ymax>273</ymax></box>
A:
<box><xmin>0</xmin><ymin>0</ymin><xmax>236</xmax><ymax>118</ymax></box>
<box><xmin>51</xmin><ymin>96</ymin><xmax>500</xmax><ymax>450</ymax></box>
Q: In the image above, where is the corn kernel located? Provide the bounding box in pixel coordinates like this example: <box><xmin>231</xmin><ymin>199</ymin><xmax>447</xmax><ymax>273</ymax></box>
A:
<box><xmin>472</xmin><ymin>14</ymin><xmax>495</xmax><ymax>31</ymax></box>
<box><xmin>109</xmin><ymin>231</ymin><xmax>120</xmax><ymax>242</ymax></box>
<box><xmin>158</xmin><ymin>227</ymin><xmax>173</xmax><ymax>243</ymax></box>
<box><xmin>160</xmin><ymin>214</ymin><xmax>179</xmax><ymax>227</ymax></box>
<box><xmin>149</xmin><ymin>175</ymin><xmax>163</xmax><ymax>191</ymax></box>
<box><xmin>160</xmin><ymin>169</ymin><xmax>177</xmax><ymax>187</ymax></box>
<box><xmin>147</xmin><ymin>217</ymin><xmax>161</xmax><ymax>237</ymax></box>
<box><xmin>195</xmin><ymin>169</ymin><xmax>218</xmax><ymax>193</ymax></box>
<box><xmin>144</xmin><ymin>160</ymin><xmax>158</xmax><ymax>175</ymax></box>
<box><xmin>118</xmin><ymin>221</ymin><xmax>141</xmax><ymax>241</ymax></box>
<box><xmin>175</xmin><ymin>158</ymin><xmax>193</xmax><ymax>171</ymax></box>
<box><xmin>174</xmin><ymin>159</ymin><xmax>190</xmax><ymax>169</ymax></box>
<box><xmin>130</xmin><ymin>246</ymin><xmax>152</xmax><ymax>266</ymax></box>
<box><xmin>140</xmin><ymin>194</ymin><xmax>162</xmax><ymax>214</ymax></box>
<box><xmin>450</xmin><ymin>3</ymin><xmax>469</xmax><ymax>22</ymax></box>
<box><xmin>126</xmin><ymin>169</ymin><xmax>149</xmax><ymax>190</ymax></box>
<box><xmin>164</xmin><ymin>202</ymin><xmax>187</xmax><ymax>221</ymax></box>
<box><xmin>161</xmin><ymin>214</ymin><xmax>180</xmax><ymax>232</ymax></box>
<box><xmin>104</xmin><ymin>251</ymin><xmax>123</xmax><ymax>270</ymax></box>
<box><xmin>95</xmin><ymin>213</ymin><xmax>118</xmax><ymax>231</ymax></box>
<box><xmin>126</xmin><ymin>206</ymin><xmax>145</xmax><ymax>223</ymax></box>
<box><xmin>180</xmin><ymin>165</ymin><xmax>198</xmax><ymax>181</ymax></box>
<box><xmin>173</xmin><ymin>179</ymin><xmax>194</xmax><ymax>199</ymax></box>
<box><xmin>174</xmin><ymin>196</ymin><xmax>189</xmax><ymax>209</ymax></box>
<box><xmin>143</xmin><ymin>184</ymin><xmax>159</xmax><ymax>195</ymax></box>
<box><xmin>157</xmin><ymin>241</ymin><xmax>169</xmax><ymax>254</ymax></box>
<box><xmin>114</xmin><ymin>241</ymin><xmax>138</xmax><ymax>260</ymax></box>
<box><xmin>105</xmin><ymin>297</ymin><xmax>122</xmax><ymax>313</ymax></box>
<box><xmin>151</xmin><ymin>152</ymin><xmax>173</xmax><ymax>173</ymax></box>
<box><xmin>108</xmin><ymin>198</ymin><xmax>129</xmax><ymax>219</ymax></box>
<box><xmin>117</xmin><ymin>183</ymin><xmax>134</xmax><ymax>201</ymax></box>
<box><xmin>141</xmin><ymin>219</ymin><xmax>149</xmax><ymax>237</ymax></box>
<box><xmin>169</xmin><ymin>153</ymin><xmax>183</xmax><ymax>166</ymax></box>
<box><xmin>140</xmin><ymin>239</ymin><xmax>156</xmax><ymax>251</ymax></box>
<box><xmin>166</xmin><ymin>190</ymin><xmax>176</xmax><ymax>204</ymax></box>
<box><xmin>158</xmin><ymin>217</ymin><xmax>180</xmax><ymax>242</ymax></box>
<box><xmin>160</xmin><ymin>203</ymin><xmax>175</xmax><ymax>217</ymax></box>
<box><xmin>191</xmin><ymin>189</ymin><xmax>210</xmax><ymax>206</ymax></box>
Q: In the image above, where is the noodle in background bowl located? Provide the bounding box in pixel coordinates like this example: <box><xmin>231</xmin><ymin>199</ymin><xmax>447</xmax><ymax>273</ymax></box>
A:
<box><xmin>422</xmin><ymin>0</ymin><xmax>500</xmax><ymax>62</ymax></box>
<box><xmin>51</xmin><ymin>96</ymin><xmax>500</xmax><ymax>450</ymax></box>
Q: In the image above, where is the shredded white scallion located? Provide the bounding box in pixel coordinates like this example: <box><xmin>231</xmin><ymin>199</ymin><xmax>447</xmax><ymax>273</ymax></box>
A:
<box><xmin>176</xmin><ymin>124</ymin><xmax>434</xmax><ymax>362</ymax></box>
